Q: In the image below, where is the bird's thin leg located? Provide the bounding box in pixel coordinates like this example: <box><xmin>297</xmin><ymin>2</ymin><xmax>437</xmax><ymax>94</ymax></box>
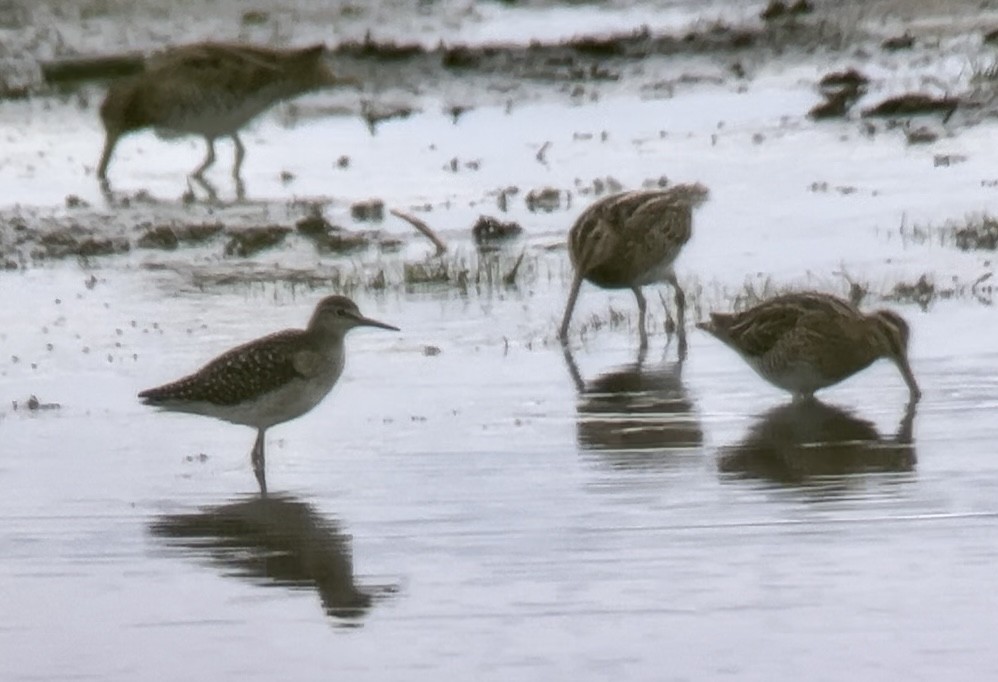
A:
<box><xmin>251</xmin><ymin>429</ymin><xmax>267</xmax><ymax>497</ymax></box>
<box><xmin>231</xmin><ymin>133</ymin><xmax>245</xmax><ymax>180</ymax></box>
<box><xmin>559</xmin><ymin>273</ymin><xmax>584</xmax><ymax>344</ymax></box>
<box><xmin>191</xmin><ymin>175</ymin><xmax>220</xmax><ymax>204</ymax></box>
<box><xmin>632</xmin><ymin>286</ymin><xmax>648</xmax><ymax>350</ymax></box>
<box><xmin>193</xmin><ymin>137</ymin><xmax>217</xmax><ymax>178</ymax></box>
<box><xmin>665</xmin><ymin>273</ymin><xmax>687</xmax><ymax>360</ymax></box>
<box><xmin>96</xmin><ymin>132</ymin><xmax>120</xmax><ymax>181</ymax></box>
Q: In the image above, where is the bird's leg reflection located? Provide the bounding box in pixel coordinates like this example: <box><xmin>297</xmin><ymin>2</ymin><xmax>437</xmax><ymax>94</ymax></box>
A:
<box><xmin>567</xmin><ymin>343</ymin><xmax>703</xmax><ymax>465</ymax></box>
<box><xmin>561</xmin><ymin>343</ymin><xmax>585</xmax><ymax>392</ymax></box>
<box><xmin>231</xmin><ymin>134</ymin><xmax>247</xmax><ymax>201</ymax></box>
<box><xmin>896</xmin><ymin>399</ymin><xmax>918</xmax><ymax>444</ymax></box>
<box><xmin>632</xmin><ymin>286</ymin><xmax>649</xmax><ymax>350</ymax></box>
<box><xmin>251</xmin><ymin>429</ymin><xmax>267</xmax><ymax>497</ymax></box>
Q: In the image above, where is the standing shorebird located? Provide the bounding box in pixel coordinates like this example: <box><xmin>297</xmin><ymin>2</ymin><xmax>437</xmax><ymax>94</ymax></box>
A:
<box><xmin>138</xmin><ymin>296</ymin><xmax>398</xmax><ymax>494</ymax></box>
<box><xmin>697</xmin><ymin>291</ymin><xmax>920</xmax><ymax>402</ymax></box>
<box><xmin>97</xmin><ymin>42</ymin><xmax>355</xmax><ymax>195</ymax></box>
<box><xmin>558</xmin><ymin>184</ymin><xmax>709</xmax><ymax>352</ymax></box>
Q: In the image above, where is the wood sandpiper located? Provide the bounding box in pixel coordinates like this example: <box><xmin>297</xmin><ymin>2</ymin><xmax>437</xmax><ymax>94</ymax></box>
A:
<box><xmin>139</xmin><ymin>295</ymin><xmax>398</xmax><ymax>494</ymax></box>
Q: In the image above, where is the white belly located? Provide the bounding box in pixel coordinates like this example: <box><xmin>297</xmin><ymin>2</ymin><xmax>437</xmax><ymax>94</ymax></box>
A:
<box><xmin>165</xmin><ymin>351</ymin><xmax>345</xmax><ymax>430</ymax></box>
<box><xmin>212</xmin><ymin>373</ymin><xmax>340</xmax><ymax>429</ymax></box>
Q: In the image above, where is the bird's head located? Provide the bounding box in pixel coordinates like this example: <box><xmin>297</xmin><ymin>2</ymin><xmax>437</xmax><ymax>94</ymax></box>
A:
<box><xmin>870</xmin><ymin>309</ymin><xmax>920</xmax><ymax>401</ymax></box>
<box><xmin>309</xmin><ymin>296</ymin><xmax>399</xmax><ymax>336</ymax></box>
<box><xmin>288</xmin><ymin>44</ymin><xmax>361</xmax><ymax>90</ymax></box>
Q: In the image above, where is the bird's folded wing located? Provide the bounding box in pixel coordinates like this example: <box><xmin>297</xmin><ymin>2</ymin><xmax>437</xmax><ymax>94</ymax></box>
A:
<box><xmin>139</xmin><ymin>330</ymin><xmax>308</xmax><ymax>406</ymax></box>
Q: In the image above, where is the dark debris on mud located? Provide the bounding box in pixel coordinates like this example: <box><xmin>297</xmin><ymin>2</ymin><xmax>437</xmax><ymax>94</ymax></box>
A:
<box><xmin>0</xmin><ymin>201</ymin><xmax>405</xmax><ymax>267</ymax></box>
<box><xmin>23</xmin><ymin>11</ymin><xmax>855</xmax><ymax>102</ymax></box>
<box><xmin>863</xmin><ymin>93</ymin><xmax>960</xmax><ymax>119</ymax></box>
<box><xmin>472</xmin><ymin>215</ymin><xmax>524</xmax><ymax>249</ymax></box>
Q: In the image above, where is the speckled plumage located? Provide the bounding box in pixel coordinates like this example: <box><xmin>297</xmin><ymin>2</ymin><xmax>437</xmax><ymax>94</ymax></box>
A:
<box><xmin>559</xmin><ymin>184</ymin><xmax>709</xmax><ymax>351</ymax></box>
<box><xmin>139</xmin><ymin>330</ymin><xmax>313</xmax><ymax>408</ymax></box>
<box><xmin>698</xmin><ymin>291</ymin><xmax>920</xmax><ymax>401</ymax></box>
<box><xmin>97</xmin><ymin>42</ymin><xmax>351</xmax><ymax>187</ymax></box>
<box><xmin>139</xmin><ymin>296</ymin><xmax>398</xmax><ymax>494</ymax></box>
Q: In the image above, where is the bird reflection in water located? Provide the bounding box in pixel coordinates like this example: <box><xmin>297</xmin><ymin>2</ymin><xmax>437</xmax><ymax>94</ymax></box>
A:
<box><xmin>718</xmin><ymin>399</ymin><xmax>917</xmax><ymax>488</ymax></box>
<box><xmin>563</xmin><ymin>345</ymin><xmax>703</xmax><ymax>469</ymax></box>
<box><xmin>150</xmin><ymin>494</ymin><xmax>389</xmax><ymax>625</ymax></box>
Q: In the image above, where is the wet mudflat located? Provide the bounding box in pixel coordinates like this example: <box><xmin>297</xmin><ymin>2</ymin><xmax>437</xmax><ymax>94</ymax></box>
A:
<box><xmin>4</xmin><ymin>0</ymin><xmax>998</xmax><ymax>679</ymax></box>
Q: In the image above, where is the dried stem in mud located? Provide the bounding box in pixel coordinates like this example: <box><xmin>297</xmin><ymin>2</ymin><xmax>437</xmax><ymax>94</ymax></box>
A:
<box><xmin>503</xmin><ymin>250</ymin><xmax>526</xmax><ymax>286</ymax></box>
<box><xmin>390</xmin><ymin>209</ymin><xmax>448</xmax><ymax>256</ymax></box>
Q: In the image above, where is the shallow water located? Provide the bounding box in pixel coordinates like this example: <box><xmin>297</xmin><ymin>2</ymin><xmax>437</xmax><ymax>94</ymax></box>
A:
<box><xmin>3</xmin><ymin>265</ymin><xmax>998</xmax><ymax>680</ymax></box>
<box><xmin>4</xmin><ymin>1</ymin><xmax>998</xmax><ymax>679</ymax></box>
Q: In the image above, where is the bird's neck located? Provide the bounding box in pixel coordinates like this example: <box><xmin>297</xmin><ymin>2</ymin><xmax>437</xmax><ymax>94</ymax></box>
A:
<box><xmin>304</xmin><ymin>323</ymin><xmax>347</xmax><ymax>350</ymax></box>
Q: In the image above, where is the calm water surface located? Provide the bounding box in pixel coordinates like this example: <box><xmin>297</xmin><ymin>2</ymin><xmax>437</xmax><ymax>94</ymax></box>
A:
<box><xmin>3</xmin><ymin>4</ymin><xmax>998</xmax><ymax>675</ymax></box>
<box><xmin>2</xmin><ymin>268</ymin><xmax>997</xmax><ymax>681</ymax></box>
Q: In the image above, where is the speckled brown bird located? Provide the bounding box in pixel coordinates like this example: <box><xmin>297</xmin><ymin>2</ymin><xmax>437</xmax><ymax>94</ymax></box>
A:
<box><xmin>558</xmin><ymin>184</ymin><xmax>709</xmax><ymax>351</ymax></box>
<box><xmin>139</xmin><ymin>296</ymin><xmax>398</xmax><ymax>494</ymax></box>
<box><xmin>697</xmin><ymin>291</ymin><xmax>920</xmax><ymax>402</ymax></box>
<box><xmin>97</xmin><ymin>42</ymin><xmax>354</xmax><ymax>189</ymax></box>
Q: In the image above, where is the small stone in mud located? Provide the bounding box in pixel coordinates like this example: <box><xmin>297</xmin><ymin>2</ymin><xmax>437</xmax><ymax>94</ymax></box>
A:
<box><xmin>761</xmin><ymin>0</ymin><xmax>812</xmax><ymax>19</ymax></box>
<box><xmin>934</xmin><ymin>154</ymin><xmax>967</xmax><ymax>167</ymax></box>
<box><xmin>882</xmin><ymin>33</ymin><xmax>914</xmax><ymax>51</ymax></box>
<box><xmin>223</xmin><ymin>225</ymin><xmax>291</xmax><ymax>258</ymax></box>
<box><xmin>323</xmin><ymin>231</ymin><xmax>373</xmax><ymax>253</ymax></box>
<box><xmin>441</xmin><ymin>45</ymin><xmax>482</xmax><ymax>70</ymax></box>
<box><xmin>472</xmin><ymin>215</ymin><xmax>524</xmax><ymax>246</ymax></box>
<box><xmin>863</xmin><ymin>93</ymin><xmax>958</xmax><ymax>118</ymax></box>
<box><xmin>351</xmin><ymin>199</ymin><xmax>385</xmax><ymax>223</ymax></box>
<box><xmin>138</xmin><ymin>222</ymin><xmax>223</xmax><ymax>249</ymax></box>
<box><xmin>13</xmin><ymin>394</ymin><xmax>60</xmax><ymax>411</ymax></box>
<box><xmin>336</xmin><ymin>155</ymin><xmax>350</xmax><ymax>168</ymax></box>
<box><xmin>361</xmin><ymin>103</ymin><xmax>414</xmax><ymax>132</ymax></box>
<box><xmin>138</xmin><ymin>225</ymin><xmax>180</xmax><ymax>250</ymax></box>
<box><xmin>906</xmin><ymin>126</ymin><xmax>938</xmax><ymax>145</ymax></box>
<box><xmin>448</xmin><ymin>105</ymin><xmax>472</xmax><ymax>123</ymax></box>
<box><xmin>279</xmin><ymin>170</ymin><xmax>295</xmax><ymax>184</ymax></box>
<box><xmin>176</xmin><ymin>223</ymin><xmax>224</xmax><ymax>244</ymax></box>
<box><xmin>295</xmin><ymin>214</ymin><xmax>334</xmax><ymax>238</ymax></box>
<box><xmin>296</xmin><ymin>214</ymin><xmax>374</xmax><ymax>253</ymax></box>
<box><xmin>577</xmin><ymin>176</ymin><xmax>624</xmax><ymax>196</ymax></box>
<box><xmin>423</xmin><ymin>345</ymin><xmax>442</xmax><ymax>356</ymax></box>
<box><xmin>39</xmin><ymin>230</ymin><xmax>130</xmax><ymax>259</ymax></box>
<box><xmin>809</xmin><ymin>90</ymin><xmax>859</xmax><ymax>120</ymax></box>
<box><xmin>526</xmin><ymin>187</ymin><xmax>563</xmax><ymax>213</ymax></box>
<box><xmin>378</xmin><ymin>237</ymin><xmax>404</xmax><ymax>253</ymax></box>
<box><xmin>65</xmin><ymin>194</ymin><xmax>88</xmax><ymax>209</ymax></box>
<box><xmin>985</xmin><ymin>28</ymin><xmax>998</xmax><ymax>46</ymax></box>
<box><xmin>818</xmin><ymin>68</ymin><xmax>869</xmax><ymax>93</ymax></box>
<box><xmin>241</xmin><ymin>10</ymin><xmax>268</xmax><ymax>25</ymax></box>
